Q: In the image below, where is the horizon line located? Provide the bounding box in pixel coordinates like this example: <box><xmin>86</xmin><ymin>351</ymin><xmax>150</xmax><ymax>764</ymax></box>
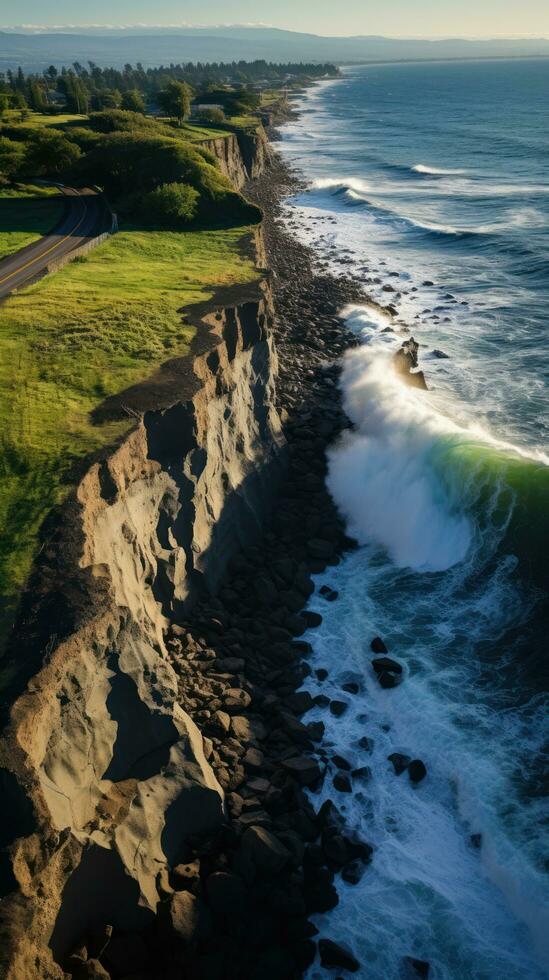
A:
<box><xmin>1</xmin><ymin>24</ymin><xmax>549</xmax><ymax>41</ymax></box>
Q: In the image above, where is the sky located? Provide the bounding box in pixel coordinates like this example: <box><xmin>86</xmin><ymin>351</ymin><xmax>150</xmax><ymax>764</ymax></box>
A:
<box><xmin>2</xmin><ymin>0</ymin><xmax>549</xmax><ymax>37</ymax></box>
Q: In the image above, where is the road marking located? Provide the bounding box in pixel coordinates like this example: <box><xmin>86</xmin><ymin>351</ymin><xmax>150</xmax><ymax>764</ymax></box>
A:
<box><xmin>0</xmin><ymin>193</ymin><xmax>90</xmax><ymax>289</ymax></box>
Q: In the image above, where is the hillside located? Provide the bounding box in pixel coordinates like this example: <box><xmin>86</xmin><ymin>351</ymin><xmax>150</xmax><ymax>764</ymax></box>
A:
<box><xmin>1</xmin><ymin>26</ymin><xmax>549</xmax><ymax>71</ymax></box>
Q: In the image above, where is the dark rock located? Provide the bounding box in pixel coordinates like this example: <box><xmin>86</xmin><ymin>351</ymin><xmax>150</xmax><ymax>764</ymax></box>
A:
<box><xmin>372</xmin><ymin>656</ymin><xmax>403</xmax><ymax>675</ymax></box>
<box><xmin>332</xmin><ymin>754</ymin><xmax>352</xmax><ymax>771</ymax></box>
<box><xmin>388</xmin><ymin>753</ymin><xmax>411</xmax><ymax>775</ymax></box>
<box><xmin>241</xmin><ymin>826</ymin><xmax>291</xmax><ymax>875</ymax></box>
<box><xmin>319</xmin><ymin>585</ymin><xmax>339</xmax><ymax>602</ymax></box>
<box><xmin>318</xmin><ymin>938</ymin><xmax>360</xmax><ymax>973</ymax></box>
<box><xmin>408</xmin><ymin>760</ymin><xmax>427</xmax><ymax>783</ymax></box>
<box><xmin>315</xmin><ymin>668</ymin><xmax>328</xmax><ymax>681</ymax></box>
<box><xmin>403</xmin><ymin>956</ymin><xmax>431</xmax><ymax>977</ymax></box>
<box><xmin>377</xmin><ymin>670</ymin><xmax>398</xmax><ymax>689</ymax></box>
<box><xmin>370</xmin><ymin>637</ymin><xmax>388</xmax><ymax>654</ymax></box>
<box><xmin>286</xmin><ymin>690</ymin><xmax>314</xmax><ymax>715</ymax></box>
<box><xmin>281</xmin><ymin>756</ymin><xmax>322</xmax><ymax>787</ymax></box>
<box><xmin>303</xmin><ymin>867</ymin><xmax>338</xmax><ymax>913</ymax></box>
<box><xmin>329</xmin><ymin>700</ymin><xmax>348</xmax><ymax>717</ymax></box>
<box><xmin>333</xmin><ymin>772</ymin><xmax>352</xmax><ymax>793</ymax></box>
<box><xmin>302</xmin><ymin>610</ymin><xmax>323</xmax><ymax>629</ymax></box>
<box><xmin>470</xmin><ymin>833</ymin><xmax>482</xmax><ymax>849</ymax></box>
<box><xmin>352</xmin><ymin>766</ymin><xmax>371</xmax><ymax>781</ymax></box>
<box><xmin>341</xmin><ymin>860</ymin><xmax>365</xmax><ymax>885</ymax></box>
<box><xmin>307</xmin><ymin>538</ymin><xmax>334</xmax><ymax>559</ymax></box>
<box><xmin>341</xmin><ymin>682</ymin><xmax>360</xmax><ymax>694</ymax></box>
<box><xmin>358</xmin><ymin>736</ymin><xmax>373</xmax><ymax>752</ymax></box>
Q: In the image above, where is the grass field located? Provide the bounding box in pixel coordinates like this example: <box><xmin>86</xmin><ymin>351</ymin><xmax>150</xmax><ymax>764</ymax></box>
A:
<box><xmin>0</xmin><ymin>184</ymin><xmax>65</xmax><ymax>260</ymax></box>
<box><xmin>0</xmin><ymin>220</ymin><xmax>260</xmax><ymax>635</ymax></box>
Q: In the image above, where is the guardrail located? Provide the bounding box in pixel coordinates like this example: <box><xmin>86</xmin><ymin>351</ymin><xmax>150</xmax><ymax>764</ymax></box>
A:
<box><xmin>45</xmin><ymin>212</ymin><xmax>118</xmax><ymax>276</ymax></box>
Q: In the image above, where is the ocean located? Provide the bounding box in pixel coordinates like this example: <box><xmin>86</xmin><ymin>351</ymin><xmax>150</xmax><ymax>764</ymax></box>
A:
<box><xmin>277</xmin><ymin>59</ymin><xmax>549</xmax><ymax>978</ymax></box>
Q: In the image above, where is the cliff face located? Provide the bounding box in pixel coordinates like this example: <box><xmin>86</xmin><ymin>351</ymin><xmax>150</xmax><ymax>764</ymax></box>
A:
<box><xmin>201</xmin><ymin>134</ymin><xmax>249</xmax><ymax>190</ymax></box>
<box><xmin>0</xmin><ymin>277</ymin><xmax>285</xmax><ymax>979</ymax></box>
<box><xmin>202</xmin><ymin>129</ymin><xmax>271</xmax><ymax>189</ymax></box>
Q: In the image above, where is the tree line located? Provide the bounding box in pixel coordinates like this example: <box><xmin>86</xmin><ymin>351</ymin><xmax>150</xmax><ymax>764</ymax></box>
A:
<box><xmin>0</xmin><ymin>59</ymin><xmax>339</xmax><ymax>115</ymax></box>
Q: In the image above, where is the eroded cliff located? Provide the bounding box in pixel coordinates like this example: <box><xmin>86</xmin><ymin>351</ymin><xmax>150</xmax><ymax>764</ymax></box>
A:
<box><xmin>202</xmin><ymin>129</ymin><xmax>271</xmax><ymax>189</ymax></box>
<box><xmin>0</xmin><ymin>274</ymin><xmax>285</xmax><ymax>979</ymax></box>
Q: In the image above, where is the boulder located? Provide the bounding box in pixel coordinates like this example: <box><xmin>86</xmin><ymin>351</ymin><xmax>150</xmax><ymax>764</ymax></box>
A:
<box><xmin>281</xmin><ymin>756</ymin><xmax>322</xmax><ymax>787</ymax></box>
<box><xmin>388</xmin><ymin>753</ymin><xmax>411</xmax><ymax>775</ymax></box>
<box><xmin>318</xmin><ymin>939</ymin><xmax>360</xmax><ymax>972</ymax></box>
<box><xmin>241</xmin><ymin>826</ymin><xmax>291</xmax><ymax>875</ymax></box>
<box><xmin>333</xmin><ymin>772</ymin><xmax>352</xmax><ymax>793</ymax></box>
<box><xmin>372</xmin><ymin>657</ymin><xmax>403</xmax><ymax>675</ymax></box>
<box><xmin>329</xmin><ymin>700</ymin><xmax>348</xmax><ymax>717</ymax></box>
<box><xmin>341</xmin><ymin>860</ymin><xmax>365</xmax><ymax>885</ymax></box>
<box><xmin>341</xmin><ymin>681</ymin><xmax>360</xmax><ymax>694</ymax></box>
<box><xmin>168</xmin><ymin>891</ymin><xmax>212</xmax><ymax>947</ymax></box>
<box><xmin>408</xmin><ymin>759</ymin><xmax>427</xmax><ymax>783</ymax></box>
<box><xmin>243</xmin><ymin>747</ymin><xmax>264</xmax><ymax>771</ymax></box>
<box><xmin>307</xmin><ymin>538</ymin><xmax>334</xmax><ymax>560</ymax></box>
<box><xmin>370</xmin><ymin>637</ymin><xmax>388</xmax><ymax>654</ymax></box>
<box><xmin>302</xmin><ymin>610</ymin><xmax>323</xmax><ymax>629</ymax></box>
<box><xmin>319</xmin><ymin>585</ymin><xmax>339</xmax><ymax>602</ymax></box>
<box><xmin>223</xmin><ymin>688</ymin><xmax>252</xmax><ymax>713</ymax></box>
<box><xmin>377</xmin><ymin>670</ymin><xmax>398</xmax><ymax>689</ymax></box>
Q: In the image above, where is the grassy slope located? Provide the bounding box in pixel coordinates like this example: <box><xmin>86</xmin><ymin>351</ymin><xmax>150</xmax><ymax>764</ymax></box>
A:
<box><xmin>0</xmin><ymin>184</ymin><xmax>65</xmax><ymax>260</ymax></box>
<box><xmin>0</xmin><ymin>222</ymin><xmax>260</xmax><ymax>622</ymax></box>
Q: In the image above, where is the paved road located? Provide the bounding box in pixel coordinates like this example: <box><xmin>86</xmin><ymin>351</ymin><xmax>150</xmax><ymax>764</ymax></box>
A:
<box><xmin>0</xmin><ymin>186</ymin><xmax>105</xmax><ymax>300</ymax></box>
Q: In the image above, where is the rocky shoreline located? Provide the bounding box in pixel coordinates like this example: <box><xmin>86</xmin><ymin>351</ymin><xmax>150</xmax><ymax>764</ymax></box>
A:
<box><xmin>60</xmin><ymin>157</ymin><xmax>377</xmax><ymax>979</ymax></box>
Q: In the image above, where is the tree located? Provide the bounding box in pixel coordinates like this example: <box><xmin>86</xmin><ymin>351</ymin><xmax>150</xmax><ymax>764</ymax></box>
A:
<box><xmin>0</xmin><ymin>137</ymin><xmax>26</xmax><ymax>179</ymax></box>
<box><xmin>121</xmin><ymin>89</ymin><xmax>145</xmax><ymax>113</ymax></box>
<box><xmin>199</xmin><ymin>107</ymin><xmax>225</xmax><ymax>124</ymax></box>
<box><xmin>0</xmin><ymin>93</ymin><xmax>9</xmax><ymax>117</ymax></box>
<box><xmin>142</xmin><ymin>182</ymin><xmax>199</xmax><ymax>224</ymax></box>
<box><xmin>24</xmin><ymin>132</ymin><xmax>81</xmax><ymax>176</ymax></box>
<box><xmin>28</xmin><ymin>80</ymin><xmax>47</xmax><ymax>111</ymax></box>
<box><xmin>157</xmin><ymin>81</ymin><xmax>193</xmax><ymax>125</ymax></box>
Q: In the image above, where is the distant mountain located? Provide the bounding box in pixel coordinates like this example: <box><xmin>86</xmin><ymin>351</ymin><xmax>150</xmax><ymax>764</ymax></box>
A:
<box><xmin>1</xmin><ymin>25</ymin><xmax>549</xmax><ymax>72</ymax></box>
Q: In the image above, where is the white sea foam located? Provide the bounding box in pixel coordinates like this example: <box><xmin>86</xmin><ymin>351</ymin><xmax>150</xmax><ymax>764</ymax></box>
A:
<box><xmin>327</xmin><ymin>312</ymin><xmax>474</xmax><ymax>571</ymax></box>
<box><xmin>413</xmin><ymin>163</ymin><xmax>468</xmax><ymax>174</ymax></box>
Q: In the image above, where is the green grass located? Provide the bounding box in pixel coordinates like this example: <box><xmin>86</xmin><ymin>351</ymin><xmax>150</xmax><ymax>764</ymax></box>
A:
<box><xmin>154</xmin><ymin>117</ymin><xmax>232</xmax><ymax>142</ymax></box>
<box><xmin>0</xmin><ymin>220</ymin><xmax>260</xmax><ymax>633</ymax></box>
<box><xmin>2</xmin><ymin>110</ymin><xmax>86</xmax><ymax>127</ymax></box>
<box><xmin>0</xmin><ymin>183</ymin><xmax>65</xmax><ymax>260</ymax></box>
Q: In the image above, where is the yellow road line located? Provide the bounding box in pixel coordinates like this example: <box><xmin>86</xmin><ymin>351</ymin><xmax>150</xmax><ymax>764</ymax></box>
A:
<box><xmin>0</xmin><ymin>193</ymin><xmax>89</xmax><ymax>288</ymax></box>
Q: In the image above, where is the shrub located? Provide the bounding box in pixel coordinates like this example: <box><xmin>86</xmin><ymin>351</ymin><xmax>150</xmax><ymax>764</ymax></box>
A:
<box><xmin>198</xmin><ymin>107</ymin><xmax>225</xmax><ymax>124</ymax></box>
<box><xmin>142</xmin><ymin>182</ymin><xmax>199</xmax><ymax>225</ymax></box>
<box><xmin>23</xmin><ymin>131</ymin><xmax>81</xmax><ymax>177</ymax></box>
<box><xmin>121</xmin><ymin>90</ymin><xmax>146</xmax><ymax>114</ymax></box>
<box><xmin>0</xmin><ymin>137</ymin><xmax>26</xmax><ymax>179</ymax></box>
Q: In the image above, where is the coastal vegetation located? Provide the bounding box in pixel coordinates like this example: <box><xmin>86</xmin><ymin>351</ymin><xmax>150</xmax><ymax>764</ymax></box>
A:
<box><xmin>0</xmin><ymin>84</ymin><xmax>272</xmax><ymax>638</ymax></box>
<box><xmin>0</xmin><ymin>220</ymin><xmax>260</xmax><ymax>638</ymax></box>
